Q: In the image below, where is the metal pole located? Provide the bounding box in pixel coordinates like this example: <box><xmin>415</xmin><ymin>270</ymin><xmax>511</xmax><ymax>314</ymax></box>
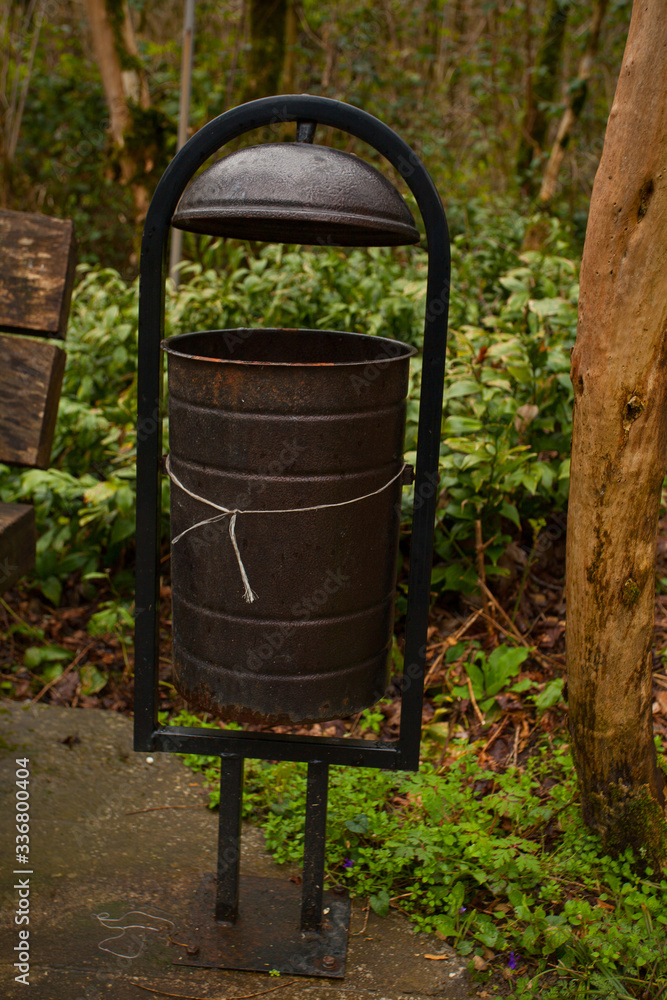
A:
<box><xmin>300</xmin><ymin>761</ymin><xmax>329</xmax><ymax>932</ymax></box>
<box><xmin>169</xmin><ymin>0</ymin><xmax>196</xmax><ymax>287</ymax></box>
<box><xmin>215</xmin><ymin>755</ymin><xmax>244</xmax><ymax>924</ymax></box>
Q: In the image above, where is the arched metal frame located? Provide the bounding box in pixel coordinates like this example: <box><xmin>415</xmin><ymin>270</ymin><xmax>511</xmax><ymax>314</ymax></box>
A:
<box><xmin>134</xmin><ymin>95</ymin><xmax>450</xmax><ymax>772</ymax></box>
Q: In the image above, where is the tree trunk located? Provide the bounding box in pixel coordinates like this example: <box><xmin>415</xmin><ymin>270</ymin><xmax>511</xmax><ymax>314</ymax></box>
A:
<box><xmin>445</xmin><ymin>0</ymin><xmax>467</xmax><ymax>104</ymax></box>
<box><xmin>82</xmin><ymin>0</ymin><xmax>151</xmax><ymax>219</ymax></box>
<box><xmin>243</xmin><ymin>0</ymin><xmax>288</xmax><ymax>102</ymax></box>
<box><xmin>3</xmin><ymin>0</ymin><xmax>44</xmax><ymax>167</ymax></box>
<box><xmin>83</xmin><ymin>0</ymin><xmax>133</xmax><ymax>147</ymax></box>
<box><xmin>321</xmin><ymin>22</ymin><xmax>337</xmax><ymax>91</ymax></box>
<box><xmin>539</xmin><ymin>0</ymin><xmax>609</xmax><ymax>206</ymax></box>
<box><xmin>1</xmin><ymin>0</ymin><xmax>45</xmax><ymax>206</ymax></box>
<box><xmin>517</xmin><ymin>0</ymin><xmax>571</xmax><ymax>191</ymax></box>
<box><xmin>224</xmin><ymin>4</ymin><xmax>246</xmax><ymax>113</ymax></box>
<box><xmin>120</xmin><ymin>2</ymin><xmax>151</xmax><ymax>111</ymax></box>
<box><xmin>566</xmin><ymin>0</ymin><xmax>667</xmax><ymax>862</ymax></box>
<box><xmin>430</xmin><ymin>0</ymin><xmax>447</xmax><ymax>90</ymax></box>
<box><xmin>282</xmin><ymin>0</ymin><xmax>298</xmax><ymax>95</ymax></box>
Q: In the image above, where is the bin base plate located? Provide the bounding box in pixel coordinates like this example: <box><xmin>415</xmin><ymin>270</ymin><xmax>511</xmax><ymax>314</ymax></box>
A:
<box><xmin>172</xmin><ymin>874</ymin><xmax>350</xmax><ymax>978</ymax></box>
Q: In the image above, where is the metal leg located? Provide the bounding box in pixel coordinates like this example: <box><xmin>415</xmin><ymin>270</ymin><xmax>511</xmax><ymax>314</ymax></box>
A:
<box><xmin>300</xmin><ymin>761</ymin><xmax>329</xmax><ymax>933</ymax></box>
<box><xmin>215</xmin><ymin>755</ymin><xmax>244</xmax><ymax>924</ymax></box>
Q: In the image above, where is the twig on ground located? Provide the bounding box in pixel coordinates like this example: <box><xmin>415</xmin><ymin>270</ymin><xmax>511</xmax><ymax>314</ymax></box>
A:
<box><xmin>425</xmin><ymin>609</ymin><xmax>483</xmax><ymax>689</ymax></box>
<box><xmin>0</xmin><ymin>596</ymin><xmax>42</xmax><ymax>637</ymax></box>
<box><xmin>481</xmin><ymin>715</ymin><xmax>510</xmax><ymax>754</ymax></box>
<box><xmin>512</xmin><ymin>723</ymin><xmax>520</xmax><ymax>767</ymax></box>
<box><xmin>125</xmin><ymin>805</ymin><xmax>203</xmax><ymax>815</ymax></box>
<box><xmin>479</xmin><ymin>582</ymin><xmax>525</xmax><ymax>637</ymax></box>
<box><xmin>475</xmin><ymin>519</ymin><xmax>493</xmax><ymax>631</ymax></box>
<box><xmin>346</xmin><ymin>708</ymin><xmax>365</xmax><ymax>738</ymax></box>
<box><xmin>478</xmin><ymin>600</ymin><xmax>562</xmax><ymax>671</ymax></box>
<box><xmin>424</xmin><ymin>647</ymin><xmax>446</xmax><ymax>688</ymax></box>
<box><xmin>352</xmin><ymin>898</ymin><xmax>371</xmax><ymax>936</ymax></box>
<box><xmin>167</xmin><ymin>935</ymin><xmax>192</xmax><ymax>948</ymax></box>
<box><xmin>467</xmin><ymin>676</ymin><xmax>485</xmax><ymax>726</ymax></box>
<box><xmin>430</xmin><ymin>608</ymin><xmax>484</xmax><ymax>652</ymax></box>
<box><xmin>453</xmin><ymin>607</ymin><xmax>484</xmax><ymax>639</ymax></box>
<box><xmin>132</xmin><ymin>980</ymin><xmax>296</xmax><ymax>999</ymax></box>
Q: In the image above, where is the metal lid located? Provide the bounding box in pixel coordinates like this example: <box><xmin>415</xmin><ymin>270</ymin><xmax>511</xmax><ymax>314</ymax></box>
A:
<box><xmin>171</xmin><ymin>143</ymin><xmax>420</xmax><ymax>246</ymax></box>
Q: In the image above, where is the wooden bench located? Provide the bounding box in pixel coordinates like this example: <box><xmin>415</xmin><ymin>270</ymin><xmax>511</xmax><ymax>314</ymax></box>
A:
<box><xmin>0</xmin><ymin>208</ymin><xmax>77</xmax><ymax>594</ymax></box>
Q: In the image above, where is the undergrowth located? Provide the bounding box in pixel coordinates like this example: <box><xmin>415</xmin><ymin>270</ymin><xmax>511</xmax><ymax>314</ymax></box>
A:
<box><xmin>166</xmin><ymin>708</ymin><xmax>667</xmax><ymax>999</ymax></box>
<box><xmin>0</xmin><ymin>203</ymin><xmax>575</xmax><ymax>607</ymax></box>
<box><xmin>1</xmin><ymin>198</ymin><xmax>665</xmax><ymax>995</ymax></box>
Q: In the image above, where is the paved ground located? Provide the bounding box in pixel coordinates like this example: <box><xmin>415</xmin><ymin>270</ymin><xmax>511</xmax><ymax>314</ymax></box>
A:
<box><xmin>0</xmin><ymin>700</ymin><xmax>476</xmax><ymax>1000</ymax></box>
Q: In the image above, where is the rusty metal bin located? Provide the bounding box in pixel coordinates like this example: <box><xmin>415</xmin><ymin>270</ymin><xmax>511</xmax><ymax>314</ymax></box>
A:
<box><xmin>136</xmin><ymin>97</ymin><xmax>450</xmax><ymax>975</ymax></box>
<box><xmin>163</xmin><ymin>326</ymin><xmax>415</xmax><ymax>725</ymax></box>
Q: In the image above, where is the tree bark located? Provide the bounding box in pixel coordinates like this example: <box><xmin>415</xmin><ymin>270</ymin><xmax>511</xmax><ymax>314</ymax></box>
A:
<box><xmin>83</xmin><ymin>0</ymin><xmax>133</xmax><ymax>147</ymax></box>
<box><xmin>4</xmin><ymin>0</ymin><xmax>44</xmax><ymax>165</ymax></box>
<box><xmin>243</xmin><ymin>0</ymin><xmax>288</xmax><ymax>102</ymax></box>
<box><xmin>566</xmin><ymin>0</ymin><xmax>667</xmax><ymax>861</ymax></box>
<box><xmin>120</xmin><ymin>2</ymin><xmax>151</xmax><ymax>111</ymax></box>
<box><xmin>82</xmin><ymin>0</ymin><xmax>151</xmax><ymax>219</ymax></box>
<box><xmin>517</xmin><ymin>0</ymin><xmax>571</xmax><ymax>191</ymax></box>
<box><xmin>1</xmin><ymin>1</ymin><xmax>44</xmax><ymax>205</ymax></box>
<box><xmin>539</xmin><ymin>0</ymin><xmax>609</xmax><ymax>206</ymax></box>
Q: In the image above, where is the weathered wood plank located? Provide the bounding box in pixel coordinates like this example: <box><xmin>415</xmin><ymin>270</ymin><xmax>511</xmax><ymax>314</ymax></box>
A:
<box><xmin>0</xmin><ymin>503</ymin><xmax>35</xmax><ymax>593</ymax></box>
<box><xmin>0</xmin><ymin>208</ymin><xmax>77</xmax><ymax>339</ymax></box>
<box><xmin>0</xmin><ymin>334</ymin><xmax>67</xmax><ymax>468</ymax></box>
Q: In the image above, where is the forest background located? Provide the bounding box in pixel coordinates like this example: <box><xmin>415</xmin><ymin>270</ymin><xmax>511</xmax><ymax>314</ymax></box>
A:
<box><xmin>6</xmin><ymin>2</ymin><xmax>667</xmax><ymax>998</ymax></box>
<box><xmin>3</xmin><ymin>0</ymin><xmax>629</xmax><ymax>269</ymax></box>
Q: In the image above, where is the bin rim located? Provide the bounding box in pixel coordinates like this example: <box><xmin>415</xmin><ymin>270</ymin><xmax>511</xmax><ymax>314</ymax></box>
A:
<box><xmin>161</xmin><ymin>327</ymin><xmax>417</xmax><ymax>368</ymax></box>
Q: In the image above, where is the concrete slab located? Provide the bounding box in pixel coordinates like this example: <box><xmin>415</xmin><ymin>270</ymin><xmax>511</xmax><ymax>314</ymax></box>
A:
<box><xmin>0</xmin><ymin>701</ymin><xmax>476</xmax><ymax>1000</ymax></box>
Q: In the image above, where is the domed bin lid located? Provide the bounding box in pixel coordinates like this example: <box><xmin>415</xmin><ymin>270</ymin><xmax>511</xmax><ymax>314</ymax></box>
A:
<box><xmin>171</xmin><ymin>142</ymin><xmax>420</xmax><ymax>246</ymax></box>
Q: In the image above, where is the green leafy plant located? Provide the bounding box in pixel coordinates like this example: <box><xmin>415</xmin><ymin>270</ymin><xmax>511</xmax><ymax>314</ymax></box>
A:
<box><xmin>533</xmin><ymin>677</ymin><xmax>566</xmax><ymax>715</ymax></box>
<box><xmin>86</xmin><ymin>591</ymin><xmax>134</xmax><ymax>677</ymax></box>
<box><xmin>23</xmin><ymin>644</ymin><xmax>71</xmax><ymax>685</ymax></box>
<box><xmin>86</xmin><ymin>599</ymin><xmax>134</xmax><ymax>639</ymax></box>
<box><xmin>449</xmin><ymin>643</ymin><xmax>532</xmax><ymax>715</ymax></box>
<box><xmin>0</xmin><ymin>210</ymin><xmax>578</xmax><ymax>609</ymax></box>
<box><xmin>79</xmin><ymin>663</ymin><xmax>108</xmax><ymax>696</ymax></box>
<box><xmin>358</xmin><ymin>699</ymin><xmax>391</xmax><ymax>735</ymax></box>
<box><xmin>167</xmin><ymin>726</ymin><xmax>667</xmax><ymax>998</ymax></box>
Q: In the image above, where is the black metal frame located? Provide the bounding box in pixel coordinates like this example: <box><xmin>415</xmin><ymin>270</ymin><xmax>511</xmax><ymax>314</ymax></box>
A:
<box><xmin>134</xmin><ymin>95</ymin><xmax>450</xmax><ymax>771</ymax></box>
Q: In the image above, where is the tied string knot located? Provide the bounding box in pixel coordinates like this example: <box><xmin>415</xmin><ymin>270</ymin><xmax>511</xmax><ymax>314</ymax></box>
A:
<box><xmin>165</xmin><ymin>454</ymin><xmax>406</xmax><ymax>604</ymax></box>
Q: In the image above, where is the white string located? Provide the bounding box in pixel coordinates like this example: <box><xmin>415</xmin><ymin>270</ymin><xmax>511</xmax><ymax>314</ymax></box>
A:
<box><xmin>93</xmin><ymin>910</ymin><xmax>175</xmax><ymax>959</ymax></box>
<box><xmin>165</xmin><ymin>454</ymin><xmax>406</xmax><ymax>604</ymax></box>
<box><xmin>228</xmin><ymin>511</ymin><xmax>258</xmax><ymax>602</ymax></box>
